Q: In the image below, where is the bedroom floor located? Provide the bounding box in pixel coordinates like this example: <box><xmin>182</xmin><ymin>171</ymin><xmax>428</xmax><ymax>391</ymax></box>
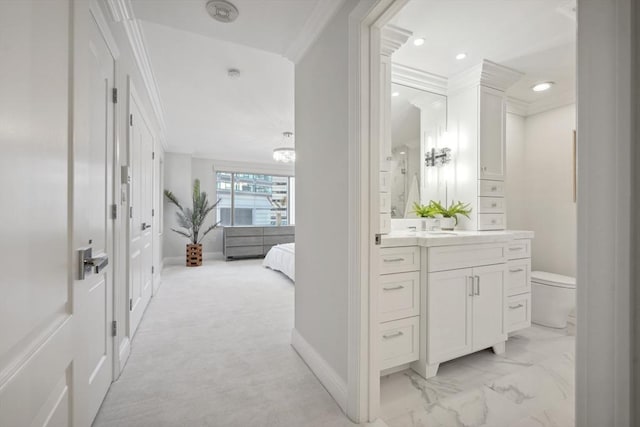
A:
<box><xmin>93</xmin><ymin>259</ymin><xmax>356</xmax><ymax>427</ymax></box>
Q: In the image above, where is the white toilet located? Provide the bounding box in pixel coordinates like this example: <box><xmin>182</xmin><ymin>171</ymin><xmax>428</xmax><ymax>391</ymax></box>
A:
<box><xmin>531</xmin><ymin>271</ymin><xmax>576</xmax><ymax>328</ymax></box>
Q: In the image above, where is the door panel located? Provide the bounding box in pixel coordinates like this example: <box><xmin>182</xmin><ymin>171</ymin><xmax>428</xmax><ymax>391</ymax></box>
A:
<box><xmin>472</xmin><ymin>264</ymin><xmax>507</xmax><ymax>350</ymax></box>
<box><xmin>479</xmin><ymin>86</ymin><xmax>506</xmax><ymax>180</ymax></box>
<box><xmin>426</xmin><ymin>268</ymin><xmax>473</xmax><ymax>364</ymax></box>
<box><xmin>128</xmin><ymin>93</ymin><xmax>154</xmax><ymax>336</ymax></box>
<box><xmin>84</xmin><ymin>13</ymin><xmax>115</xmax><ymax>421</ymax></box>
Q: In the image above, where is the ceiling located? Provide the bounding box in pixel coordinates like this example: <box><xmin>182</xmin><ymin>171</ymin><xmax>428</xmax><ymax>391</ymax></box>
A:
<box><xmin>389</xmin><ymin>0</ymin><xmax>576</xmax><ymax>106</ymax></box>
<box><xmin>141</xmin><ymin>21</ymin><xmax>294</xmax><ymax>163</ymax></box>
<box><xmin>132</xmin><ymin>0</ymin><xmax>320</xmax><ymax>57</ymax></box>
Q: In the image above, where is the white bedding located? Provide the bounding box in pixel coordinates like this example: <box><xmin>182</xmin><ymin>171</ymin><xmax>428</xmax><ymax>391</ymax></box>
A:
<box><xmin>263</xmin><ymin>243</ymin><xmax>295</xmax><ymax>282</ymax></box>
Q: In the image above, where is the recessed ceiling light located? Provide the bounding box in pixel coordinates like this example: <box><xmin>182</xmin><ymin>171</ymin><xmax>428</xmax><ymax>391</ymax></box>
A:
<box><xmin>392</xmin><ymin>91</ymin><xmax>400</xmax><ymax>97</ymax></box>
<box><xmin>532</xmin><ymin>82</ymin><xmax>555</xmax><ymax>92</ymax></box>
<box><xmin>455</xmin><ymin>52</ymin><xmax>467</xmax><ymax>60</ymax></box>
<box><xmin>399</xmin><ymin>151</ymin><xmax>406</xmax><ymax>155</ymax></box>
<box><xmin>413</xmin><ymin>38</ymin><xmax>425</xmax><ymax>46</ymax></box>
<box><xmin>206</xmin><ymin>0</ymin><xmax>239</xmax><ymax>23</ymax></box>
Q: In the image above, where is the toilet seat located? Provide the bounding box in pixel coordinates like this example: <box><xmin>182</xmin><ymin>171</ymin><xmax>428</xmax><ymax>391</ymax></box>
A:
<box><xmin>531</xmin><ymin>271</ymin><xmax>576</xmax><ymax>289</ymax></box>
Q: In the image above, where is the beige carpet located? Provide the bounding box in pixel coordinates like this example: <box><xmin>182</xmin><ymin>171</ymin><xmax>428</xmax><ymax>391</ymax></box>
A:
<box><xmin>93</xmin><ymin>259</ymin><xmax>355</xmax><ymax>427</ymax></box>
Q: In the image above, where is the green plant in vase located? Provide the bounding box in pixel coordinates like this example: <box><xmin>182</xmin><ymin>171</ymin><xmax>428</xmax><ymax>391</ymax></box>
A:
<box><xmin>430</xmin><ymin>200</ymin><xmax>472</xmax><ymax>229</ymax></box>
<box><xmin>411</xmin><ymin>202</ymin><xmax>438</xmax><ymax>218</ymax></box>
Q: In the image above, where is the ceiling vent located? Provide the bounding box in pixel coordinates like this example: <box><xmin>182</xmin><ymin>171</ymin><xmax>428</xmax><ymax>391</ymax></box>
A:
<box><xmin>206</xmin><ymin>0</ymin><xmax>239</xmax><ymax>23</ymax></box>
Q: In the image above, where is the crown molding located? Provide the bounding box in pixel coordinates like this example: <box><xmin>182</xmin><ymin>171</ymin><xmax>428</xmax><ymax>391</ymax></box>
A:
<box><xmin>102</xmin><ymin>0</ymin><xmax>168</xmax><ymax>149</ymax></box>
<box><xmin>507</xmin><ymin>89</ymin><xmax>575</xmax><ymax>117</ymax></box>
<box><xmin>381</xmin><ymin>24</ymin><xmax>412</xmax><ymax>57</ymax></box>
<box><xmin>104</xmin><ymin>0</ymin><xmax>133</xmax><ymax>22</ymax></box>
<box><xmin>448</xmin><ymin>59</ymin><xmax>524</xmax><ymax>94</ymax></box>
<box><xmin>391</xmin><ymin>63</ymin><xmax>448</xmax><ymax>96</ymax></box>
<box><xmin>285</xmin><ymin>0</ymin><xmax>347</xmax><ymax>63</ymax></box>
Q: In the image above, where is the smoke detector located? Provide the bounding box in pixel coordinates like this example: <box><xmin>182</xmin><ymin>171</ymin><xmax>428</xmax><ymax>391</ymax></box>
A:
<box><xmin>206</xmin><ymin>0</ymin><xmax>239</xmax><ymax>23</ymax></box>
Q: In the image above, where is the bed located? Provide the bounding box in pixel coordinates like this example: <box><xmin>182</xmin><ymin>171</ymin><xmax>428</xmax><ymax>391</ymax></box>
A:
<box><xmin>263</xmin><ymin>243</ymin><xmax>295</xmax><ymax>282</ymax></box>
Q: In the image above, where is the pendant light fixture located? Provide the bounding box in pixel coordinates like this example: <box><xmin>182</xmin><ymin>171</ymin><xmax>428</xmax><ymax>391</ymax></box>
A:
<box><xmin>273</xmin><ymin>132</ymin><xmax>295</xmax><ymax>163</ymax></box>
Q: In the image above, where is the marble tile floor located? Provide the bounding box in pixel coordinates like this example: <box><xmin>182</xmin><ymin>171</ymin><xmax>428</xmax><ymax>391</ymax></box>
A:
<box><xmin>380</xmin><ymin>326</ymin><xmax>575</xmax><ymax>427</ymax></box>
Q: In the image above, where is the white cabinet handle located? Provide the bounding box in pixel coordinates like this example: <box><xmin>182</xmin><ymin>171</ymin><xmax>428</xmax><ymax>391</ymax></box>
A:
<box><xmin>382</xmin><ymin>331</ymin><xmax>404</xmax><ymax>339</ymax></box>
<box><xmin>491</xmin><ymin>202</ymin><xmax>498</xmax><ymax>207</ymax></box>
<box><xmin>509</xmin><ymin>247</ymin><xmax>522</xmax><ymax>251</ymax></box>
<box><xmin>509</xmin><ymin>304</ymin><xmax>524</xmax><ymax>310</ymax></box>
<box><xmin>475</xmin><ymin>275</ymin><xmax>480</xmax><ymax>296</ymax></box>
<box><xmin>383</xmin><ymin>285</ymin><xmax>405</xmax><ymax>291</ymax></box>
<box><xmin>509</xmin><ymin>268</ymin><xmax>524</xmax><ymax>273</ymax></box>
<box><xmin>491</xmin><ymin>186</ymin><xmax>498</xmax><ymax>191</ymax></box>
<box><xmin>468</xmin><ymin>276</ymin><xmax>474</xmax><ymax>296</ymax></box>
<box><xmin>383</xmin><ymin>257</ymin><xmax>405</xmax><ymax>263</ymax></box>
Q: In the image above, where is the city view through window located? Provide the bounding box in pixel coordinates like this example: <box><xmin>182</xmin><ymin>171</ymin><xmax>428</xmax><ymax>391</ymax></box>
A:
<box><xmin>216</xmin><ymin>172</ymin><xmax>295</xmax><ymax>226</ymax></box>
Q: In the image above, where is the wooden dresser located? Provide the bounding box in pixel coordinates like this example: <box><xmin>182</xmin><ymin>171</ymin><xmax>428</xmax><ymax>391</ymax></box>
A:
<box><xmin>222</xmin><ymin>226</ymin><xmax>295</xmax><ymax>260</ymax></box>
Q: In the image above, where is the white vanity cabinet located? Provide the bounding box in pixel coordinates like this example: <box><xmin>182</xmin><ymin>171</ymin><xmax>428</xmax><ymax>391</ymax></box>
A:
<box><xmin>378</xmin><ymin>246</ymin><xmax>421</xmax><ymax>371</ymax></box>
<box><xmin>414</xmin><ymin>242</ymin><xmax>507</xmax><ymax>378</ymax></box>
<box><xmin>506</xmin><ymin>239</ymin><xmax>532</xmax><ymax>332</ymax></box>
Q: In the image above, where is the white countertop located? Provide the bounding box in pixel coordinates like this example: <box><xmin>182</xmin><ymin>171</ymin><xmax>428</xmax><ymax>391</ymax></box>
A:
<box><xmin>381</xmin><ymin>229</ymin><xmax>534</xmax><ymax>248</ymax></box>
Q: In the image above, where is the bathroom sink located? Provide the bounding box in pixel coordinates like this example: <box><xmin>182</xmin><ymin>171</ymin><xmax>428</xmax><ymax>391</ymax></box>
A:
<box><xmin>424</xmin><ymin>231</ymin><xmax>457</xmax><ymax>236</ymax></box>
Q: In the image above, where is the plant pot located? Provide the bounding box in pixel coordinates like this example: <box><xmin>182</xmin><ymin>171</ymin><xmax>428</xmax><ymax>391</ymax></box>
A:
<box><xmin>439</xmin><ymin>217</ymin><xmax>456</xmax><ymax>231</ymax></box>
<box><xmin>186</xmin><ymin>243</ymin><xmax>203</xmax><ymax>267</ymax></box>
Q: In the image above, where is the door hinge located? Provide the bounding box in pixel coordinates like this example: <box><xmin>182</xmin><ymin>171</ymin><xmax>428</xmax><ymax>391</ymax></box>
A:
<box><xmin>112</xmin><ymin>88</ymin><xmax>118</xmax><ymax>103</ymax></box>
<box><xmin>111</xmin><ymin>204</ymin><xmax>117</xmax><ymax>220</ymax></box>
<box><xmin>129</xmin><ymin>114</ymin><xmax>133</xmax><ymax>126</ymax></box>
<box><xmin>152</xmin><ymin>151</ymin><xmax>155</xmax><ymax>160</ymax></box>
<box><xmin>111</xmin><ymin>320</ymin><xmax>117</xmax><ymax>337</ymax></box>
<box><xmin>151</xmin><ymin>265</ymin><xmax>155</xmax><ymax>274</ymax></box>
<box><xmin>129</xmin><ymin>206</ymin><xmax>133</xmax><ymax>218</ymax></box>
<box><xmin>129</xmin><ymin>299</ymin><xmax>133</xmax><ymax>311</ymax></box>
<box><xmin>375</xmin><ymin>233</ymin><xmax>382</xmax><ymax>245</ymax></box>
<box><xmin>152</xmin><ymin>208</ymin><xmax>155</xmax><ymax>217</ymax></box>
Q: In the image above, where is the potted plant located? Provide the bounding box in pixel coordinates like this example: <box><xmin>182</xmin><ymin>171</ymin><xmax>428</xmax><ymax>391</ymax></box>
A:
<box><xmin>411</xmin><ymin>202</ymin><xmax>438</xmax><ymax>230</ymax></box>
<box><xmin>164</xmin><ymin>179</ymin><xmax>220</xmax><ymax>267</ymax></box>
<box><xmin>430</xmin><ymin>200</ymin><xmax>472</xmax><ymax>230</ymax></box>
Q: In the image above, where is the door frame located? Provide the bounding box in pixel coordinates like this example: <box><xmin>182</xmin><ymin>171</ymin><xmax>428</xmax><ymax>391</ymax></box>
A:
<box><xmin>89</xmin><ymin>0</ymin><xmax>121</xmax><ymax>383</ymax></box>
<box><xmin>347</xmin><ymin>0</ymin><xmax>637</xmax><ymax>424</ymax></box>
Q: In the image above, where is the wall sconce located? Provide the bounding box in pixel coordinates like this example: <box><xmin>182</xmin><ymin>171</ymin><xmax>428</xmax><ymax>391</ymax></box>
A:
<box><xmin>425</xmin><ymin>147</ymin><xmax>452</xmax><ymax>167</ymax></box>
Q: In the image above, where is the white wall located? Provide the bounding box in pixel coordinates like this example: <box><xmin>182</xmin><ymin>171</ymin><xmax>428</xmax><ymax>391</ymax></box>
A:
<box><xmin>506</xmin><ymin>105</ymin><xmax>577</xmax><ymax>277</ymax></box>
<box><xmin>162</xmin><ymin>154</ymin><xmax>294</xmax><ymax>261</ymax></box>
<box><xmin>294</xmin><ymin>0</ymin><xmax>358</xmax><ymax>386</ymax></box>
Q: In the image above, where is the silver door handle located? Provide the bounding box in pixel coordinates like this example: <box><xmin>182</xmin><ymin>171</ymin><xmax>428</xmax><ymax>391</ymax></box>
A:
<box><xmin>383</xmin><ymin>258</ymin><xmax>405</xmax><ymax>263</ymax></box>
<box><xmin>509</xmin><ymin>247</ymin><xmax>522</xmax><ymax>251</ymax></box>
<box><xmin>510</xmin><ymin>268</ymin><xmax>524</xmax><ymax>273</ymax></box>
<box><xmin>382</xmin><ymin>331</ymin><xmax>404</xmax><ymax>339</ymax></box>
<box><xmin>468</xmin><ymin>276</ymin><xmax>474</xmax><ymax>297</ymax></box>
<box><xmin>142</xmin><ymin>222</ymin><xmax>152</xmax><ymax>230</ymax></box>
<box><xmin>475</xmin><ymin>275</ymin><xmax>480</xmax><ymax>295</ymax></box>
<box><xmin>78</xmin><ymin>247</ymin><xmax>109</xmax><ymax>280</ymax></box>
<box><xmin>383</xmin><ymin>285</ymin><xmax>405</xmax><ymax>291</ymax></box>
<box><xmin>509</xmin><ymin>304</ymin><xmax>524</xmax><ymax>310</ymax></box>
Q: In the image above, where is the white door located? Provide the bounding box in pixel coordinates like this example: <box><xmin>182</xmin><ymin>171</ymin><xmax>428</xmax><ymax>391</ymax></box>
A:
<box><xmin>0</xmin><ymin>1</ymin><xmax>74</xmax><ymax>425</ymax></box>
<box><xmin>426</xmin><ymin>268</ymin><xmax>473</xmax><ymax>364</ymax></box>
<box><xmin>471</xmin><ymin>264</ymin><xmax>507</xmax><ymax>351</ymax></box>
<box><xmin>80</xmin><ymin>13</ymin><xmax>116</xmax><ymax>422</ymax></box>
<box><xmin>128</xmin><ymin>94</ymin><xmax>154</xmax><ymax>336</ymax></box>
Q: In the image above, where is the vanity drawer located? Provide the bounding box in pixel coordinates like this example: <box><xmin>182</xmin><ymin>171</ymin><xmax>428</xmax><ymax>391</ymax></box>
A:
<box><xmin>507</xmin><ymin>293</ymin><xmax>531</xmax><ymax>333</ymax></box>
<box><xmin>428</xmin><ymin>243</ymin><xmax>506</xmax><ymax>272</ymax></box>
<box><xmin>478</xmin><ymin>213</ymin><xmax>506</xmax><ymax>230</ymax></box>
<box><xmin>380</xmin><ymin>192</ymin><xmax>391</xmax><ymax>213</ymax></box>
<box><xmin>379</xmin><ymin>316</ymin><xmax>420</xmax><ymax>370</ymax></box>
<box><xmin>478</xmin><ymin>179</ymin><xmax>505</xmax><ymax>197</ymax></box>
<box><xmin>478</xmin><ymin>197</ymin><xmax>505</xmax><ymax>214</ymax></box>
<box><xmin>507</xmin><ymin>239</ymin><xmax>531</xmax><ymax>260</ymax></box>
<box><xmin>224</xmin><ymin>227</ymin><xmax>263</xmax><ymax>237</ymax></box>
<box><xmin>380</xmin><ymin>172</ymin><xmax>391</xmax><ymax>193</ymax></box>
<box><xmin>379</xmin><ymin>272</ymin><xmax>420</xmax><ymax>322</ymax></box>
<box><xmin>507</xmin><ymin>259</ymin><xmax>531</xmax><ymax>296</ymax></box>
<box><xmin>380</xmin><ymin>246</ymin><xmax>420</xmax><ymax>274</ymax></box>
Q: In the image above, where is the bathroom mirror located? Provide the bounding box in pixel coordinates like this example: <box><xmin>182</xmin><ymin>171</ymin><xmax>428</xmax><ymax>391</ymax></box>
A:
<box><xmin>390</xmin><ymin>83</ymin><xmax>447</xmax><ymax>218</ymax></box>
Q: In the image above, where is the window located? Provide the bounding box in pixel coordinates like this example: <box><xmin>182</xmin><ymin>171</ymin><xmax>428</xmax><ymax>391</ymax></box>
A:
<box><xmin>216</xmin><ymin>172</ymin><xmax>295</xmax><ymax>226</ymax></box>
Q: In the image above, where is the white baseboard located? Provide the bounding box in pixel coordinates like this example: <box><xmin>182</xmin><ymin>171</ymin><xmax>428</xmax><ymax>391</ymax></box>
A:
<box><xmin>162</xmin><ymin>252</ymin><xmax>224</xmax><ymax>266</ymax></box>
<box><xmin>291</xmin><ymin>328</ymin><xmax>348</xmax><ymax>414</ymax></box>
